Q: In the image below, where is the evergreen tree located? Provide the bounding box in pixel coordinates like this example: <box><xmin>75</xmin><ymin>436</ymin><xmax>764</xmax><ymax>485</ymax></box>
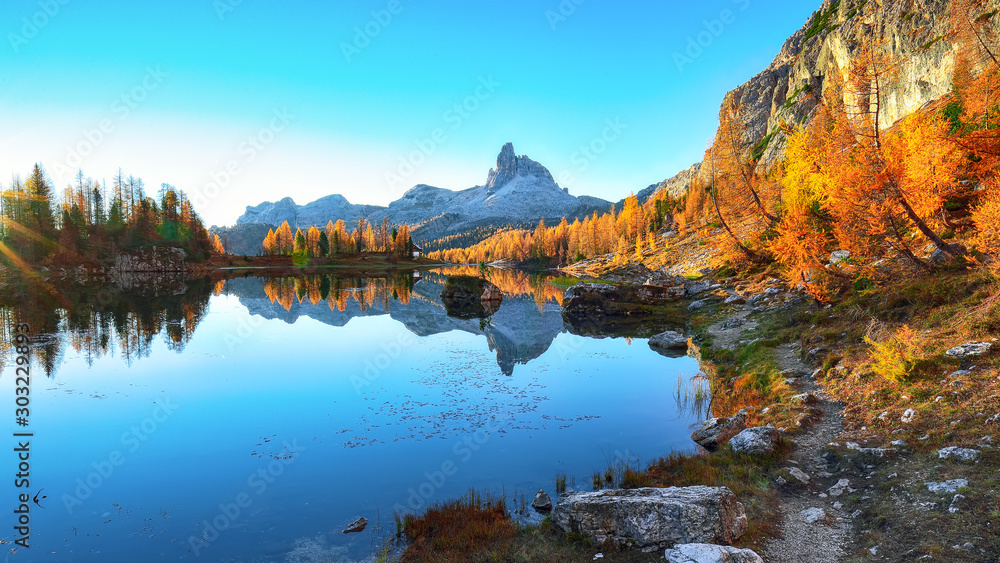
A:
<box><xmin>318</xmin><ymin>231</ymin><xmax>330</xmax><ymax>257</ymax></box>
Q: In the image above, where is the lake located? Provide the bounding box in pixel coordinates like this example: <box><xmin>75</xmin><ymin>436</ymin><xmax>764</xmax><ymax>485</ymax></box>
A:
<box><xmin>0</xmin><ymin>268</ymin><xmax>708</xmax><ymax>562</ymax></box>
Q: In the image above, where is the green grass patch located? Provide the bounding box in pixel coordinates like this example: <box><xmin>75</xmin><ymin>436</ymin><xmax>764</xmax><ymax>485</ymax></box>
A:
<box><xmin>805</xmin><ymin>1</ymin><xmax>841</xmax><ymax>41</ymax></box>
<box><xmin>921</xmin><ymin>35</ymin><xmax>945</xmax><ymax>50</ymax></box>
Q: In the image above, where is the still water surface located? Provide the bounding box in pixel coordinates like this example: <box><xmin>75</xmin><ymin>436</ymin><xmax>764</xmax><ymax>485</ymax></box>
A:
<box><xmin>1</xmin><ymin>269</ymin><xmax>708</xmax><ymax>562</ymax></box>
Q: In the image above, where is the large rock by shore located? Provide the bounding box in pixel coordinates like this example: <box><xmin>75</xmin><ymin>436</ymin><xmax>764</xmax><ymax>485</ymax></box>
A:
<box><xmin>551</xmin><ymin>486</ymin><xmax>747</xmax><ymax>551</ymax></box>
<box><xmin>691</xmin><ymin>412</ymin><xmax>747</xmax><ymax>451</ymax></box>
<box><xmin>562</xmin><ymin>281</ymin><xmax>686</xmax><ymax>319</ymax></box>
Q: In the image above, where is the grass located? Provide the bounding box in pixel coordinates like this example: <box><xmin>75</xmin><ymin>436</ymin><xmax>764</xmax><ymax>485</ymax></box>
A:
<box><xmin>751</xmin><ymin>129</ymin><xmax>779</xmax><ymax>160</ymax></box>
<box><xmin>548</xmin><ymin>276</ymin><xmax>614</xmax><ymax>287</ymax></box>
<box><xmin>836</xmin><ymin>447</ymin><xmax>1000</xmax><ymax>562</ymax></box>
<box><xmin>921</xmin><ymin>35</ymin><xmax>945</xmax><ymax>50</ymax></box>
<box><xmin>400</xmin><ymin>490</ymin><xmax>517</xmax><ymax>562</ymax></box>
<box><xmin>640</xmin><ymin>447</ymin><xmax>786</xmax><ymax>550</ymax></box>
<box><xmin>804</xmin><ymin>0</ymin><xmax>841</xmax><ymax>41</ymax></box>
<box><xmin>396</xmin><ymin>489</ymin><xmax>663</xmax><ymax>563</ymax></box>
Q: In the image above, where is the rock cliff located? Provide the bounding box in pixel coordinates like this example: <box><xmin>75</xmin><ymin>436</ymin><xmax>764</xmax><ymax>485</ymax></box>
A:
<box><xmin>644</xmin><ymin>0</ymin><xmax>1000</xmax><ymax>200</ymax></box>
<box><xmin>695</xmin><ymin>0</ymin><xmax>999</xmax><ymax>182</ymax></box>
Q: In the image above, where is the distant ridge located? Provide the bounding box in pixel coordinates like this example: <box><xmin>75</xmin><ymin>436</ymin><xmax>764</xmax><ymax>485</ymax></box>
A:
<box><xmin>233</xmin><ymin>143</ymin><xmax>612</xmax><ymax>247</ymax></box>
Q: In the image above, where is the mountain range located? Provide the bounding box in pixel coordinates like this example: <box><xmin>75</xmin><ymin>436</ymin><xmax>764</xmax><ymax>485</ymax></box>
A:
<box><xmin>223</xmin><ymin>143</ymin><xmax>619</xmax><ymax>253</ymax></box>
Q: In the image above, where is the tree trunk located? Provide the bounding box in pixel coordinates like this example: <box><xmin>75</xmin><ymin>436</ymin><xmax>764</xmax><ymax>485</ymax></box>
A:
<box><xmin>895</xmin><ymin>189</ymin><xmax>964</xmax><ymax>257</ymax></box>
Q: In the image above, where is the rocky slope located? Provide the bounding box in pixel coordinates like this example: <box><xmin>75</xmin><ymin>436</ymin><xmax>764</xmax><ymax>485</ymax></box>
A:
<box><xmin>626</xmin><ymin>162</ymin><xmax>702</xmax><ymax>209</ymax></box>
<box><xmin>234</xmin><ymin>143</ymin><xmax>611</xmax><ymax>245</ymax></box>
<box><xmin>696</xmin><ymin>0</ymin><xmax>998</xmax><ymax>181</ymax></box>
<box><xmin>637</xmin><ymin>0</ymin><xmax>999</xmax><ymax>204</ymax></box>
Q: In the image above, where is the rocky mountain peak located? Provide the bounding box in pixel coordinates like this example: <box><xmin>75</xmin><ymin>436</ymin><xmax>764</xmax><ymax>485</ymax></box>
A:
<box><xmin>485</xmin><ymin>142</ymin><xmax>556</xmax><ymax>194</ymax></box>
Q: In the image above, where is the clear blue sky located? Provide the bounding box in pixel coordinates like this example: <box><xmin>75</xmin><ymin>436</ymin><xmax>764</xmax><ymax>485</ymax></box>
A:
<box><xmin>0</xmin><ymin>0</ymin><xmax>819</xmax><ymax>226</ymax></box>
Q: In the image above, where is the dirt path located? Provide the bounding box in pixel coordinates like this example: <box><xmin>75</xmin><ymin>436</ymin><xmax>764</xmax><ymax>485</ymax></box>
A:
<box><xmin>706</xmin><ymin>315</ymin><xmax>852</xmax><ymax>562</ymax></box>
<box><xmin>762</xmin><ymin>343</ymin><xmax>851</xmax><ymax>563</ymax></box>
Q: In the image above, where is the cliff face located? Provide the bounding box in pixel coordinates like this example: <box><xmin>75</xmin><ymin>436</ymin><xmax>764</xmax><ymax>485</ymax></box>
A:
<box><xmin>695</xmin><ymin>0</ymin><xmax>999</xmax><ymax>184</ymax></box>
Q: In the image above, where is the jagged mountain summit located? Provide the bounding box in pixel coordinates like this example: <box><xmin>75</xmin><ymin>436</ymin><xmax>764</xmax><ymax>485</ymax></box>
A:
<box><xmin>234</xmin><ymin>143</ymin><xmax>611</xmax><ymax>244</ymax></box>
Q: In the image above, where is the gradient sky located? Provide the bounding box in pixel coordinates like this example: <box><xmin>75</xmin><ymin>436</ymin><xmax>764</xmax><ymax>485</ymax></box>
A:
<box><xmin>0</xmin><ymin>0</ymin><xmax>819</xmax><ymax>226</ymax></box>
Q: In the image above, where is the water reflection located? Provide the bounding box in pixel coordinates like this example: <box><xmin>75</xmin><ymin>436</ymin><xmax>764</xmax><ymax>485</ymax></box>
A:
<box><xmin>0</xmin><ymin>268</ymin><xmax>710</xmax><ymax>562</ymax></box>
<box><xmin>1</xmin><ymin>269</ymin><xmax>691</xmax><ymax>379</ymax></box>
<box><xmin>0</xmin><ymin>278</ymin><xmax>212</xmax><ymax>377</ymax></box>
<box><xmin>224</xmin><ymin>270</ymin><xmax>573</xmax><ymax>376</ymax></box>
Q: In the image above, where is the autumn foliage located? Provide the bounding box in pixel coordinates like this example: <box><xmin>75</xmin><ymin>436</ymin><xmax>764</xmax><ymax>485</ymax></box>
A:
<box><xmin>427</xmin><ymin>192</ymin><xmax>679</xmax><ymax>265</ymax></box>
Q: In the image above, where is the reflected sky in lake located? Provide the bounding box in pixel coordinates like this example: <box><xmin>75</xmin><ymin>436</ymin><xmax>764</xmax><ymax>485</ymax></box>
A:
<box><xmin>0</xmin><ymin>270</ymin><xmax>708</xmax><ymax>562</ymax></box>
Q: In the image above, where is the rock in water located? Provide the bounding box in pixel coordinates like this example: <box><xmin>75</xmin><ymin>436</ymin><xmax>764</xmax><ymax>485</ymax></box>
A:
<box><xmin>649</xmin><ymin>331</ymin><xmax>689</xmax><ymax>353</ymax></box>
<box><xmin>664</xmin><ymin>543</ymin><xmax>764</xmax><ymax>563</ymax></box>
<box><xmin>691</xmin><ymin>413</ymin><xmax>747</xmax><ymax>450</ymax></box>
<box><xmin>342</xmin><ymin>517</ymin><xmax>367</xmax><ymax>534</ymax></box>
<box><xmin>531</xmin><ymin>489</ymin><xmax>552</xmax><ymax>512</ymax></box>
<box><xmin>551</xmin><ymin>486</ymin><xmax>748</xmax><ymax>551</ymax></box>
<box><xmin>441</xmin><ymin>275</ymin><xmax>503</xmax><ymax>319</ymax></box>
<box><xmin>729</xmin><ymin>426</ymin><xmax>780</xmax><ymax>456</ymax></box>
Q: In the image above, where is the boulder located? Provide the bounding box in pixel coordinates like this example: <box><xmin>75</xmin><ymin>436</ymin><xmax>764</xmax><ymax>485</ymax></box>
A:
<box><xmin>531</xmin><ymin>489</ymin><xmax>552</xmax><ymax>512</ymax></box>
<box><xmin>688</xmin><ymin>299</ymin><xmax>711</xmax><ymax>311</ymax></box>
<box><xmin>686</xmin><ymin>281</ymin><xmax>713</xmax><ymax>296</ymax></box>
<box><xmin>829</xmin><ymin>250</ymin><xmax>851</xmax><ymax>264</ymax></box>
<box><xmin>664</xmin><ymin>543</ymin><xmax>764</xmax><ymax>563</ymax></box>
<box><xmin>649</xmin><ymin>331</ymin><xmax>689</xmax><ymax>354</ymax></box>
<box><xmin>691</xmin><ymin>413</ymin><xmax>747</xmax><ymax>450</ymax></box>
<box><xmin>729</xmin><ymin>426</ymin><xmax>780</xmax><ymax>456</ymax></box>
<box><xmin>551</xmin><ymin>486</ymin><xmax>747</xmax><ymax>551</ymax></box>
<box><xmin>945</xmin><ymin>342</ymin><xmax>992</xmax><ymax>358</ymax></box>
<box><xmin>938</xmin><ymin>446</ymin><xmax>981</xmax><ymax>463</ymax></box>
<box><xmin>789</xmin><ymin>393</ymin><xmax>818</xmax><ymax>406</ymax></box>
<box><xmin>724</xmin><ymin>294</ymin><xmax>746</xmax><ymax>305</ymax></box>
<box><xmin>827</xmin><ymin>479</ymin><xmax>851</xmax><ymax>497</ymax></box>
<box><xmin>788</xmin><ymin>467</ymin><xmax>811</xmax><ymax>485</ymax></box>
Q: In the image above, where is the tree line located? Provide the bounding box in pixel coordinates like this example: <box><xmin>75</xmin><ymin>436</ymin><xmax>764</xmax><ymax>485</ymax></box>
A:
<box><xmin>426</xmin><ymin>193</ymin><xmax>678</xmax><ymax>265</ymax></box>
<box><xmin>261</xmin><ymin>217</ymin><xmax>414</xmax><ymax>259</ymax></box>
<box><xmin>0</xmin><ymin>164</ymin><xmax>219</xmax><ymax>267</ymax></box>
